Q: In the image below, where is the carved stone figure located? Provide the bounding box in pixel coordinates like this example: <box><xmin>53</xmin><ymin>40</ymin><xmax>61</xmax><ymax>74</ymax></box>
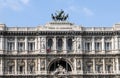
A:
<box><xmin>53</xmin><ymin>64</ymin><xmax>67</xmax><ymax>75</ymax></box>
<box><xmin>41</xmin><ymin>38</ymin><xmax>45</xmax><ymax>49</ymax></box>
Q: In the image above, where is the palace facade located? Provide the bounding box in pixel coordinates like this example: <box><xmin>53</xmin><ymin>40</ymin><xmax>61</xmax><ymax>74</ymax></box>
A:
<box><xmin>0</xmin><ymin>12</ymin><xmax>120</xmax><ymax>78</ymax></box>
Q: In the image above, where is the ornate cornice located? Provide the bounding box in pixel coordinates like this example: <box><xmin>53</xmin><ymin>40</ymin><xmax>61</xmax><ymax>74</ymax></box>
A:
<box><xmin>0</xmin><ymin>30</ymin><xmax>120</xmax><ymax>36</ymax></box>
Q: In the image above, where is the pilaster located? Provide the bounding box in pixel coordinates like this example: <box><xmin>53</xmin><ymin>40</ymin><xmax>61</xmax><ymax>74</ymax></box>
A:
<box><xmin>0</xmin><ymin>58</ymin><xmax>3</xmax><ymax>75</ymax></box>
<box><xmin>35</xmin><ymin>37</ymin><xmax>37</xmax><ymax>52</ymax></box>
<box><xmin>15</xmin><ymin>59</ymin><xmax>17</xmax><ymax>74</ymax></box>
<box><xmin>53</xmin><ymin>36</ymin><xmax>57</xmax><ymax>53</ymax></box>
<box><xmin>81</xmin><ymin>59</ymin><xmax>83</xmax><ymax>74</ymax></box>
<box><xmin>113</xmin><ymin>58</ymin><xmax>115</xmax><ymax>73</ymax></box>
<box><xmin>74</xmin><ymin>58</ymin><xmax>77</xmax><ymax>74</ymax></box>
<box><xmin>102</xmin><ymin>36</ymin><xmax>105</xmax><ymax>53</ymax></box>
<box><xmin>38</xmin><ymin>58</ymin><xmax>40</xmax><ymax>74</ymax></box>
<box><xmin>115</xmin><ymin>36</ymin><xmax>118</xmax><ymax>53</ymax></box>
<box><xmin>93</xmin><ymin>58</ymin><xmax>95</xmax><ymax>73</ymax></box>
<box><xmin>116</xmin><ymin>57</ymin><xmax>119</xmax><ymax>74</ymax></box>
<box><xmin>25</xmin><ymin>60</ymin><xmax>27</xmax><ymax>74</ymax></box>
<box><xmin>25</xmin><ymin>36</ymin><xmax>28</xmax><ymax>53</ymax></box>
<box><xmin>111</xmin><ymin>37</ymin><xmax>114</xmax><ymax>53</ymax></box>
<box><xmin>0</xmin><ymin>36</ymin><xmax>4</xmax><ymax>54</ymax></box>
<box><xmin>92</xmin><ymin>36</ymin><xmax>95</xmax><ymax>53</ymax></box>
<box><xmin>15</xmin><ymin>36</ymin><xmax>17</xmax><ymax>54</ymax></box>
<box><xmin>80</xmin><ymin>36</ymin><xmax>82</xmax><ymax>53</ymax></box>
<box><xmin>5</xmin><ymin>37</ymin><xmax>7</xmax><ymax>53</ymax></box>
<box><xmin>63</xmin><ymin>36</ymin><xmax>67</xmax><ymax>53</ymax></box>
<box><xmin>103</xmin><ymin>58</ymin><xmax>105</xmax><ymax>73</ymax></box>
<box><xmin>38</xmin><ymin>37</ymin><xmax>41</xmax><ymax>53</ymax></box>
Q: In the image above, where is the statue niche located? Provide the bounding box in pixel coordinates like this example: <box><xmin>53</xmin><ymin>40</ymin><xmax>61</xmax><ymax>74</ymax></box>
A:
<box><xmin>53</xmin><ymin>64</ymin><xmax>67</xmax><ymax>75</ymax></box>
<box><xmin>48</xmin><ymin>59</ymin><xmax>72</xmax><ymax>76</ymax></box>
<box><xmin>51</xmin><ymin>9</ymin><xmax>69</xmax><ymax>21</ymax></box>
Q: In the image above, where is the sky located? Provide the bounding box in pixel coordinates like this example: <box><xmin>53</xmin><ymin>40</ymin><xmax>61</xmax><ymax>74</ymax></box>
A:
<box><xmin>0</xmin><ymin>0</ymin><xmax>120</xmax><ymax>27</ymax></box>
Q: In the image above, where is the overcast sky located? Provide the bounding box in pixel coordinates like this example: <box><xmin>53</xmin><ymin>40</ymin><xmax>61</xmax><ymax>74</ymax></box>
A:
<box><xmin>0</xmin><ymin>0</ymin><xmax>120</xmax><ymax>27</ymax></box>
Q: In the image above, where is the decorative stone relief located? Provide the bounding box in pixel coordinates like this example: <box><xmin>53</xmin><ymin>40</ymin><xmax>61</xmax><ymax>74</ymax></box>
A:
<box><xmin>53</xmin><ymin>64</ymin><xmax>67</xmax><ymax>75</ymax></box>
<box><xmin>76</xmin><ymin>59</ymin><xmax>81</xmax><ymax>70</ymax></box>
<box><xmin>95</xmin><ymin>37</ymin><xmax>102</xmax><ymax>41</ymax></box>
<box><xmin>7</xmin><ymin>37</ymin><xmax>14</xmax><ymax>41</ymax></box>
<box><xmin>105</xmin><ymin>37</ymin><xmax>112</xmax><ymax>41</ymax></box>
<box><xmin>40</xmin><ymin>37</ymin><xmax>46</xmax><ymax>51</ymax></box>
<box><xmin>18</xmin><ymin>60</ymin><xmax>25</xmax><ymax>66</ymax></box>
<box><xmin>18</xmin><ymin>37</ymin><xmax>25</xmax><ymax>41</ymax></box>
<box><xmin>40</xmin><ymin>59</ymin><xmax>45</xmax><ymax>70</ymax></box>
<box><xmin>28</xmin><ymin>37</ymin><xmax>35</xmax><ymax>41</ymax></box>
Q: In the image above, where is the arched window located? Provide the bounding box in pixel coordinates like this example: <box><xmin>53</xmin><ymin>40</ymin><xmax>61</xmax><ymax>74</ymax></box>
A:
<box><xmin>57</xmin><ymin>38</ymin><xmax>63</xmax><ymax>51</ymax></box>
<box><xmin>67</xmin><ymin>38</ymin><xmax>72</xmax><ymax>51</ymax></box>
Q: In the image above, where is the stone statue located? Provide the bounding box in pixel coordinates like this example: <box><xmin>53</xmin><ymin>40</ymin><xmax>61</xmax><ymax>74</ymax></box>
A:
<box><xmin>51</xmin><ymin>9</ymin><xmax>69</xmax><ymax>21</ymax></box>
<box><xmin>53</xmin><ymin>64</ymin><xmax>67</xmax><ymax>75</ymax></box>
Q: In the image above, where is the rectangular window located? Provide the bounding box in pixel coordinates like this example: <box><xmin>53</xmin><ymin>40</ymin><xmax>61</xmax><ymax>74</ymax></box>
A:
<box><xmin>105</xmin><ymin>42</ymin><xmax>111</xmax><ymax>51</ymax></box>
<box><xmin>7</xmin><ymin>42</ymin><xmax>14</xmax><ymax>51</ymax></box>
<box><xmin>95</xmin><ymin>42</ymin><xmax>101</xmax><ymax>51</ymax></box>
<box><xmin>18</xmin><ymin>42</ymin><xmax>25</xmax><ymax>52</ymax></box>
<box><xmin>20</xmin><ymin>66</ymin><xmax>23</xmax><ymax>73</ymax></box>
<box><xmin>85</xmin><ymin>42</ymin><xmax>91</xmax><ymax>52</ymax></box>
<box><xmin>28</xmin><ymin>42</ymin><xmax>35</xmax><ymax>52</ymax></box>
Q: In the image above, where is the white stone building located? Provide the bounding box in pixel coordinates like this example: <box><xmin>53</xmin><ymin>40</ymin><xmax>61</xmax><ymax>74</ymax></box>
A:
<box><xmin>0</xmin><ymin>11</ymin><xmax>120</xmax><ymax>78</ymax></box>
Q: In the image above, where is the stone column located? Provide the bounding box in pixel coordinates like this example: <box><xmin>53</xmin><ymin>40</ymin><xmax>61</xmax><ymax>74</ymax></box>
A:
<box><xmin>112</xmin><ymin>37</ymin><xmax>114</xmax><ymax>53</ymax></box>
<box><xmin>15</xmin><ymin>36</ymin><xmax>17</xmax><ymax>54</ymax></box>
<box><xmin>74</xmin><ymin>58</ymin><xmax>77</xmax><ymax>74</ymax></box>
<box><xmin>45</xmin><ymin>59</ymin><xmax>47</xmax><ymax>74</ymax></box>
<box><xmin>25</xmin><ymin>36</ymin><xmax>28</xmax><ymax>53</ymax></box>
<box><xmin>113</xmin><ymin>58</ymin><xmax>115</xmax><ymax>73</ymax></box>
<box><xmin>63</xmin><ymin>36</ymin><xmax>67</xmax><ymax>53</ymax></box>
<box><xmin>103</xmin><ymin>58</ymin><xmax>105</xmax><ymax>73</ymax></box>
<box><xmin>80</xmin><ymin>36</ymin><xmax>82</xmax><ymax>53</ymax></box>
<box><xmin>38</xmin><ymin>58</ymin><xmax>40</xmax><ymax>74</ymax></box>
<box><xmin>0</xmin><ymin>36</ymin><xmax>4</xmax><ymax>54</ymax></box>
<box><xmin>53</xmin><ymin>36</ymin><xmax>57</xmax><ymax>53</ymax></box>
<box><xmin>38</xmin><ymin>37</ymin><xmax>41</xmax><ymax>53</ymax></box>
<box><xmin>116</xmin><ymin>57</ymin><xmax>119</xmax><ymax>74</ymax></box>
<box><xmin>35</xmin><ymin>37</ymin><xmax>37</xmax><ymax>52</ymax></box>
<box><xmin>81</xmin><ymin>59</ymin><xmax>83</xmax><ymax>74</ymax></box>
<box><xmin>15</xmin><ymin>59</ymin><xmax>17</xmax><ymax>74</ymax></box>
<box><xmin>93</xmin><ymin>58</ymin><xmax>95</xmax><ymax>73</ymax></box>
<box><xmin>5</xmin><ymin>37</ymin><xmax>7</xmax><ymax>53</ymax></box>
<box><xmin>0</xmin><ymin>58</ymin><xmax>3</xmax><ymax>75</ymax></box>
<box><xmin>25</xmin><ymin>60</ymin><xmax>27</xmax><ymax>74</ymax></box>
<box><xmin>92</xmin><ymin>36</ymin><xmax>95</xmax><ymax>53</ymax></box>
<box><xmin>115</xmin><ymin>36</ymin><xmax>118</xmax><ymax>53</ymax></box>
<box><xmin>102</xmin><ymin>36</ymin><xmax>105</xmax><ymax>53</ymax></box>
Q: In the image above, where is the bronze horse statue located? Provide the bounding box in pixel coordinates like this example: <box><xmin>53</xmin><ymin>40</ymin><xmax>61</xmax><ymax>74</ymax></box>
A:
<box><xmin>51</xmin><ymin>10</ymin><xmax>69</xmax><ymax>21</ymax></box>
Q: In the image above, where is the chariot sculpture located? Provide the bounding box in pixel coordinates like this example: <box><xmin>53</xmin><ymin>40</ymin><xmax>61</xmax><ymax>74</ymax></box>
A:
<box><xmin>51</xmin><ymin>9</ymin><xmax>69</xmax><ymax>21</ymax></box>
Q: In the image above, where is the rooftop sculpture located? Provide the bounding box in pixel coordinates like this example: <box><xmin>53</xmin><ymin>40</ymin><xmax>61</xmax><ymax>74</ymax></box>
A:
<box><xmin>51</xmin><ymin>9</ymin><xmax>69</xmax><ymax>21</ymax></box>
